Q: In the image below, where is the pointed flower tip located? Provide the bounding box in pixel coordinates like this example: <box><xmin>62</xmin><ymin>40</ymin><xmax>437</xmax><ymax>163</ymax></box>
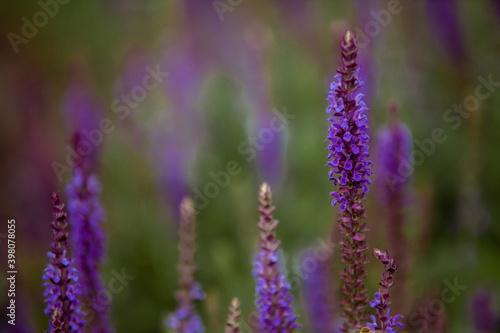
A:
<box><xmin>373</xmin><ymin>247</ymin><xmax>384</xmax><ymax>257</ymax></box>
<box><xmin>260</xmin><ymin>182</ymin><xmax>271</xmax><ymax>194</ymax></box>
<box><xmin>180</xmin><ymin>197</ymin><xmax>195</xmax><ymax>215</ymax></box>
<box><xmin>345</xmin><ymin>30</ymin><xmax>354</xmax><ymax>42</ymax></box>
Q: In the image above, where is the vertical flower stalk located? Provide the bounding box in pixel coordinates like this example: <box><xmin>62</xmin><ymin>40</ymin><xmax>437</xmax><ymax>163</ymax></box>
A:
<box><xmin>301</xmin><ymin>250</ymin><xmax>337</xmax><ymax>333</ymax></box>
<box><xmin>376</xmin><ymin>104</ymin><xmax>412</xmax><ymax>314</ymax></box>
<box><xmin>42</xmin><ymin>192</ymin><xmax>85</xmax><ymax>332</ymax></box>
<box><xmin>66</xmin><ymin>145</ymin><xmax>111</xmax><ymax>333</ymax></box>
<box><xmin>166</xmin><ymin>198</ymin><xmax>205</xmax><ymax>333</ymax></box>
<box><xmin>253</xmin><ymin>183</ymin><xmax>300</xmax><ymax>332</ymax></box>
<box><xmin>325</xmin><ymin>30</ymin><xmax>372</xmax><ymax>331</ymax></box>
<box><xmin>366</xmin><ymin>248</ymin><xmax>403</xmax><ymax>333</ymax></box>
<box><xmin>225</xmin><ymin>297</ymin><xmax>241</xmax><ymax>333</ymax></box>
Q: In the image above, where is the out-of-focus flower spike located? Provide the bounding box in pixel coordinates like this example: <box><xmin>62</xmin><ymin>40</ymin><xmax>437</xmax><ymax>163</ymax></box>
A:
<box><xmin>376</xmin><ymin>103</ymin><xmax>412</xmax><ymax>314</ymax></box>
<box><xmin>426</xmin><ymin>0</ymin><xmax>466</xmax><ymax>69</ymax></box>
<box><xmin>242</xmin><ymin>24</ymin><xmax>285</xmax><ymax>188</ymax></box>
<box><xmin>325</xmin><ymin>30</ymin><xmax>372</xmax><ymax>331</ymax></box>
<box><xmin>301</xmin><ymin>250</ymin><xmax>337</xmax><ymax>333</ymax></box>
<box><xmin>66</xmin><ymin>142</ymin><xmax>112</xmax><ymax>333</ymax></box>
<box><xmin>254</xmin><ymin>183</ymin><xmax>301</xmax><ymax>332</ymax></box>
<box><xmin>42</xmin><ymin>192</ymin><xmax>85</xmax><ymax>332</ymax></box>
<box><xmin>166</xmin><ymin>198</ymin><xmax>205</xmax><ymax>333</ymax></box>
<box><xmin>151</xmin><ymin>36</ymin><xmax>206</xmax><ymax>221</ymax></box>
<box><xmin>62</xmin><ymin>61</ymin><xmax>104</xmax><ymax>171</ymax></box>
<box><xmin>225</xmin><ymin>297</ymin><xmax>241</xmax><ymax>333</ymax></box>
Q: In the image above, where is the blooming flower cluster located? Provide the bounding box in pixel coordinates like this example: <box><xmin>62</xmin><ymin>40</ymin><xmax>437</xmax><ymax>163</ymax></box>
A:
<box><xmin>42</xmin><ymin>192</ymin><xmax>85</xmax><ymax>332</ymax></box>
<box><xmin>326</xmin><ymin>30</ymin><xmax>372</xmax><ymax>331</ymax></box>
<box><xmin>366</xmin><ymin>248</ymin><xmax>404</xmax><ymax>333</ymax></box>
<box><xmin>253</xmin><ymin>182</ymin><xmax>301</xmax><ymax>332</ymax></box>
<box><xmin>166</xmin><ymin>198</ymin><xmax>205</xmax><ymax>333</ymax></box>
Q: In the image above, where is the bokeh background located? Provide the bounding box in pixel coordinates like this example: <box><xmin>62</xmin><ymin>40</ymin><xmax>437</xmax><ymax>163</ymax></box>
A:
<box><xmin>1</xmin><ymin>0</ymin><xmax>500</xmax><ymax>332</ymax></box>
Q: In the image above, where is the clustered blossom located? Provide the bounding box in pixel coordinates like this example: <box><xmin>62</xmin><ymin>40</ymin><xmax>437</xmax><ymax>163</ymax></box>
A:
<box><xmin>225</xmin><ymin>297</ymin><xmax>242</xmax><ymax>333</ymax></box>
<box><xmin>253</xmin><ymin>183</ymin><xmax>301</xmax><ymax>332</ymax></box>
<box><xmin>325</xmin><ymin>30</ymin><xmax>372</xmax><ymax>331</ymax></box>
<box><xmin>42</xmin><ymin>192</ymin><xmax>85</xmax><ymax>332</ymax></box>
<box><xmin>301</xmin><ymin>251</ymin><xmax>336</xmax><ymax>333</ymax></box>
<box><xmin>166</xmin><ymin>198</ymin><xmax>205</xmax><ymax>333</ymax></box>
<box><xmin>366</xmin><ymin>248</ymin><xmax>403</xmax><ymax>333</ymax></box>
<box><xmin>66</xmin><ymin>159</ymin><xmax>112</xmax><ymax>333</ymax></box>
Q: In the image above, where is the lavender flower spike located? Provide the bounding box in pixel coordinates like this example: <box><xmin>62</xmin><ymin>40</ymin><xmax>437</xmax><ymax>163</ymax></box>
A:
<box><xmin>166</xmin><ymin>198</ymin><xmax>205</xmax><ymax>333</ymax></box>
<box><xmin>225</xmin><ymin>297</ymin><xmax>241</xmax><ymax>333</ymax></box>
<box><xmin>376</xmin><ymin>104</ymin><xmax>412</xmax><ymax>314</ymax></box>
<box><xmin>66</xmin><ymin>159</ymin><xmax>112</xmax><ymax>333</ymax></box>
<box><xmin>42</xmin><ymin>192</ymin><xmax>85</xmax><ymax>332</ymax></box>
<box><xmin>325</xmin><ymin>30</ymin><xmax>372</xmax><ymax>331</ymax></box>
<box><xmin>366</xmin><ymin>248</ymin><xmax>403</xmax><ymax>333</ymax></box>
<box><xmin>301</xmin><ymin>250</ymin><xmax>336</xmax><ymax>333</ymax></box>
<box><xmin>253</xmin><ymin>183</ymin><xmax>301</xmax><ymax>332</ymax></box>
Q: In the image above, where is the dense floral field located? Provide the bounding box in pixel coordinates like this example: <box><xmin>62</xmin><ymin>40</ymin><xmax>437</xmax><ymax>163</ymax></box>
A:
<box><xmin>1</xmin><ymin>1</ymin><xmax>499</xmax><ymax>332</ymax></box>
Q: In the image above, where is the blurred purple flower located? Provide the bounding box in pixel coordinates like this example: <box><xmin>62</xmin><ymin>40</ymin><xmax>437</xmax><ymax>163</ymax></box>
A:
<box><xmin>376</xmin><ymin>106</ymin><xmax>412</xmax><ymax>202</ymax></box>
<box><xmin>166</xmin><ymin>198</ymin><xmax>205</xmax><ymax>333</ymax></box>
<box><xmin>366</xmin><ymin>248</ymin><xmax>403</xmax><ymax>333</ymax></box>
<box><xmin>66</xmin><ymin>162</ymin><xmax>112</xmax><ymax>333</ymax></box>
<box><xmin>426</xmin><ymin>0</ymin><xmax>466</xmax><ymax>68</ymax></box>
<box><xmin>472</xmin><ymin>290</ymin><xmax>500</xmax><ymax>332</ymax></box>
<box><xmin>151</xmin><ymin>38</ymin><xmax>206</xmax><ymax>221</ymax></box>
<box><xmin>62</xmin><ymin>63</ymin><xmax>104</xmax><ymax>170</ymax></box>
<box><xmin>253</xmin><ymin>183</ymin><xmax>301</xmax><ymax>332</ymax></box>
<box><xmin>42</xmin><ymin>192</ymin><xmax>85</xmax><ymax>332</ymax></box>
<box><xmin>301</xmin><ymin>250</ymin><xmax>337</xmax><ymax>333</ymax></box>
<box><xmin>242</xmin><ymin>25</ymin><xmax>285</xmax><ymax>188</ymax></box>
<box><xmin>325</xmin><ymin>30</ymin><xmax>372</xmax><ymax>331</ymax></box>
<box><xmin>376</xmin><ymin>105</ymin><xmax>412</xmax><ymax>313</ymax></box>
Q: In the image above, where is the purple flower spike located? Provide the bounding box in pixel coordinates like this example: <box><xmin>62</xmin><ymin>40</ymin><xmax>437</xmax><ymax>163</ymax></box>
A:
<box><xmin>66</xmin><ymin>160</ymin><xmax>112</xmax><ymax>333</ymax></box>
<box><xmin>325</xmin><ymin>30</ymin><xmax>372</xmax><ymax>331</ymax></box>
<box><xmin>377</xmin><ymin>105</ymin><xmax>412</xmax><ymax>202</ymax></box>
<box><xmin>301</xmin><ymin>250</ymin><xmax>336</xmax><ymax>333</ymax></box>
<box><xmin>366</xmin><ymin>248</ymin><xmax>403</xmax><ymax>333</ymax></box>
<box><xmin>42</xmin><ymin>192</ymin><xmax>85</xmax><ymax>332</ymax></box>
<box><xmin>225</xmin><ymin>297</ymin><xmax>241</xmax><ymax>333</ymax></box>
<box><xmin>376</xmin><ymin>104</ymin><xmax>412</xmax><ymax>314</ymax></box>
<box><xmin>253</xmin><ymin>183</ymin><xmax>301</xmax><ymax>332</ymax></box>
<box><xmin>166</xmin><ymin>198</ymin><xmax>205</xmax><ymax>333</ymax></box>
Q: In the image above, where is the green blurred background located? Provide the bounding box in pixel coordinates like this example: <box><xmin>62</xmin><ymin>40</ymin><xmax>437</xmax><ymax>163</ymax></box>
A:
<box><xmin>0</xmin><ymin>0</ymin><xmax>499</xmax><ymax>332</ymax></box>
